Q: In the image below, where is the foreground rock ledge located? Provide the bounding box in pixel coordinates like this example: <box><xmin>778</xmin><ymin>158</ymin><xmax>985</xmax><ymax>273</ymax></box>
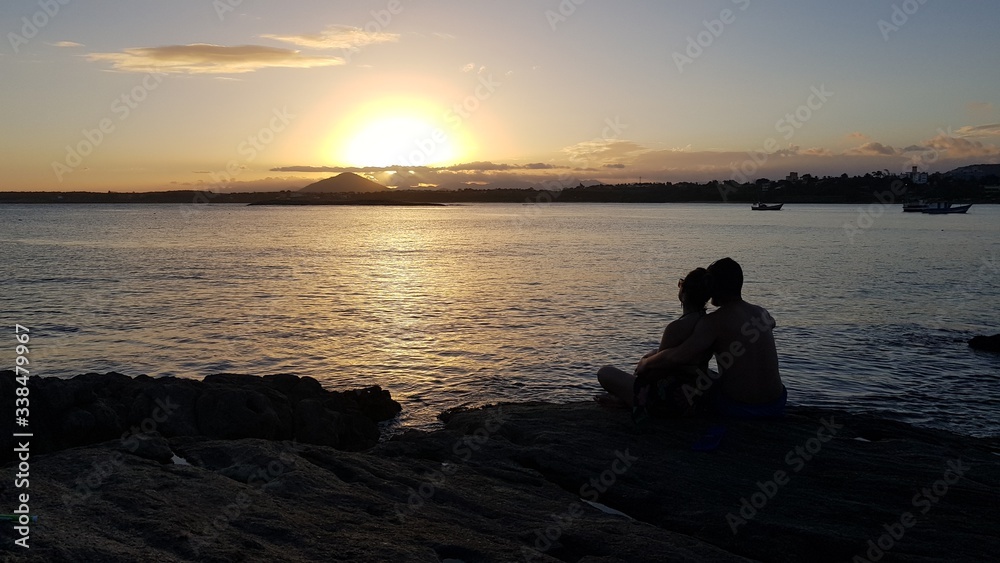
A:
<box><xmin>2</xmin><ymin>388</ymin><xmax>999</xmax><ymax>561</ymax></box>
<box><xmin>0</xmin><ymin>371</ymin><xmax>401</xmax><ymax>464</ymax></box>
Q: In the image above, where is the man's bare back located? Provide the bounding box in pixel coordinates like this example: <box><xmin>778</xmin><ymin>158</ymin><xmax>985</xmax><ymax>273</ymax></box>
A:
<box><xmin>701</xmin><ymin>300</ymin><xmax>784</xmax><ymax>404</ymax></box>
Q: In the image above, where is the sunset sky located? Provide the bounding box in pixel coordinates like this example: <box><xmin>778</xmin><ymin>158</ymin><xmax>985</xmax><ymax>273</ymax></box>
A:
<box><xmin>3</xmin><ymin>0</ymin><xmax>1000</xmax><ymax>192</ymax></box>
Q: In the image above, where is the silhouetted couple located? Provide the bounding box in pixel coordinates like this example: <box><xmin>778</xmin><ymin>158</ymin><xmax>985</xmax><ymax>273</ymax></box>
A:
<box><xmin>597</xmin><ymin>257</ymin><xmax>786</xmax><ymax>421</ymax></box>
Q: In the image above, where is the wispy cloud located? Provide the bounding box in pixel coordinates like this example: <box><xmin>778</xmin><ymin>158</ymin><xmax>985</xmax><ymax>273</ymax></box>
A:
<box><xmin>954</xmin><ymin>123</ymin><xmax>1000</xmax><ymax>138</ymax></box>
<box><xmin>86</xmin><ymin>44</ymin><xmax>344</xmax><ymax>74</ymax></box>
<box><xmin>923</xmin><ymin>132</ymin><xmax>1000</xmax><ymax>159</ymax></box>
<box><xmin>562</xmin><ymin>139</ymin><xmax>648</xmax><ymax>163</ymax></box>
<box><xmin>268</xmin><ymin>129</ymin><xmax>1000</xmax><ymax>188</ymax></box>
<box><xmin>443</xmin><ymin>161</ymin><xmax>558</xmax><ymax>171</ymax></box>
<box><xmin>261</xmin><ymin>25</ymin><xmax>398</xmax><ymax>51</ymax></box>
<box><xmin>272</xmin><ymin>162</ymin><xmax>563</xmax><ymax>174</ymax></box>
<box><xmin>844</xmin><ymin>142</ymin><xmax>899</xmax><ymax>156</ymax></box>
<box><xmin>51</xmin><ymin>41</ymin><xmax>83</xmax><ymax>48</ymax></box>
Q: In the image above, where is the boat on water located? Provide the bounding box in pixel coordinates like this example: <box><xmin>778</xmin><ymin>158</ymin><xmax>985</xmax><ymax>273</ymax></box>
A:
<box><xmin>902</xmin><ymin>200</ymin><xmax>928</xmax><ymax>212</ymax></box>
<box><xmin>751</xmin><ymin>202</ymin><xmax>783</xmax><ymax>211</ymax></box>
<box><xmin>921</xmin><ymin>202</ymin><xmax>972</xmax><ymax>214</ymax></box>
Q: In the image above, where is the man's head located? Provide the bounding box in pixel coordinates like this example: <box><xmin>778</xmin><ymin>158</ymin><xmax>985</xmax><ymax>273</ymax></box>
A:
<box><xmin>707</xmin><ymin>257</ymin><xmax>743</xmax><ymax>305</ymax></box>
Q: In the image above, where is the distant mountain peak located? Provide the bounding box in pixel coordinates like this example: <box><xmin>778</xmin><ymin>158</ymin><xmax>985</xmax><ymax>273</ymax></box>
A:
<box><xmin>299</xmin><ymin>172</ymin><xmax>388</xmax><ymax>193</ymax></box>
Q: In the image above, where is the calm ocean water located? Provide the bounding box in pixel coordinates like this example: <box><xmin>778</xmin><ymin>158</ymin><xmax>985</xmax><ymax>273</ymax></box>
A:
<box><xmin>2</xmin><ymin>203</ymin><xmax>998</xmax><ymax>437</ymax></box>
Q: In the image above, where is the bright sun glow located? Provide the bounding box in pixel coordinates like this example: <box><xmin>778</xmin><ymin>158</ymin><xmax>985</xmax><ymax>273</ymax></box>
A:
<box><xmin>333</xmin><ymin>97</ymin><xmax>468</xmax><ymax>168</ymax></box>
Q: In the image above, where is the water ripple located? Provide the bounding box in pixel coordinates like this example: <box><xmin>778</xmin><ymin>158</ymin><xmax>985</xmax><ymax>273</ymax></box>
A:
<box><xmin>2</xmin><ymin>203</ymin><xmax>998</xmax><ymax>436</ymax></box>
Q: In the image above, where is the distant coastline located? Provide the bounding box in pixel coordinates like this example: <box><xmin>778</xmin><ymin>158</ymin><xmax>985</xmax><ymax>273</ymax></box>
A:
<box><xmin>2</xmin><ymin>175</ymin><xmax>998</xmax><ymax>206</ymax></box>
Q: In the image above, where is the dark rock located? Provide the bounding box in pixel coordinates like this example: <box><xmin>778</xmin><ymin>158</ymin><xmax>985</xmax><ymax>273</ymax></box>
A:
<box><xmin>969</xmin><ymin>333</ymin><xmax>1000</xmax><ymax>353</ymax></box>
<box><xmin>80</xmin><ymin>400</ymin><xmax>124</xmax><ymax>444</ymax></box>
<box><xmin>57</xmin><ymin>400</ymin><xmax>123</xmax><ymax>447</ymax></box>
<box><xmin>291</xmin><ymin>398</ymin><xmax>384</xmax><ymax>451</ymax></box>
<box><xmin>289</xmin><ymin>375</ymin><xmax>325</xmax><ymax>400</ymax></box>
<box><xmin>4</xmin><ymin>402</ymin><xmax>997</xmax><ymax>562</ymax></box>
<box><xmin>328</xmin><ymin>410</ymin><xmax>382</xmax><ymax>452</ymax></box>
<box><xmin>292</xmin><ymin>399</ymin><xmax>343</xmax><ymax>448</ymax></box>
<box><xmin>352</xmin><ymin>386</ymin><xmax>405</xmax><ymax>421</ymax></box>
<box><xmin>196</xmin><ymin>388</ymin><xmax>288</xmax><ymax>440</ymax></box>
<box><xmin>260</xmin><ymin>372</ymin><xmax>302</xmax><ymax>394</ymax></box>
<box><xmin>324</xmin><ymin>385</ymin><xmax>402</xmax><ymax>421</ymax></box>
<box><xmin>35</xmin><ymin>376</ymin><xmax>96</xmax><ymax>412</ymax></box>
<box><xmin>119</xmin><ymin>431</ymin><xmax>174</xmax><ymax>464</ymax></box>
<box><xmin>0</xmin><ymin>371</ymin><xmax>402</xmax><ymax>463</ymax></box>
<box><xmin>60</xmin><ymin>408</ymin><xmax>97</xmax><ymax>443</ymax></box>
<box><xmin>128</xmin><ymin>381</ymin><xmax>201</xmax><ymax>436</ymax></box>
<box><xmin>173</xmin><ymin>439</ymin><xmax>300</xmax><ymax>486</ymax></box>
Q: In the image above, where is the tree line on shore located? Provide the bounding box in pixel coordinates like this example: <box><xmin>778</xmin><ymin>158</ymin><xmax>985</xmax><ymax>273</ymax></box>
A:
<box><xmin>2</xmin><ymin>171</ymin><xmax>997</xmax><ymax>205</ymax></box>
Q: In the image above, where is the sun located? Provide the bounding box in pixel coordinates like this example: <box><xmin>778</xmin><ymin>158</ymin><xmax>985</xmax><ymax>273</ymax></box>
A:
<box><xmin>344</xmin><ymin>115</ymin><xmax>456</xmax><ymax>167</ymax></box>
<box><xmin>332</xmin><ymin>97</ymin><xmax>468</xmax><ymax>168</ymax></box>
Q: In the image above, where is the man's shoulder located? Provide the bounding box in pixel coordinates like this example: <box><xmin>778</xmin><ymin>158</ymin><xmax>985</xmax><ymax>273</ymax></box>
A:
<box><xmin>745</xmin><ymin>302</ymin><xmax>777</xmax><ymax>329</ymax></box>
<box><xmin>699</xmin><ymin>309</ymin><xmax>728</xmax><ymax>331</ymax></box>
<box><xmin>706</xmin><ymin>301</ymin><xmax>774</xmax><ymax>327</ymax></box>
<box><xmin>747</xmin><ymin>302</ymin><xmax>775</xmax><ymax>320</ymax></box>
<box><xmin>732</xmin><ymin>299</ymin><xmax>772</xmax><ymax>318</ymax></box>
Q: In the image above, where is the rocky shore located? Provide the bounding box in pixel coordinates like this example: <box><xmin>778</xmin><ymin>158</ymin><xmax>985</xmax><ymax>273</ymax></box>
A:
<box><xmin>2</xmin><ymin>372</ymin><xmax>998</xmax><ymax>562</ymax></box>
<box><xmin>0</xmin><ymin>371</ymin><xmax>402</xmax><ymax>465</ymax></box>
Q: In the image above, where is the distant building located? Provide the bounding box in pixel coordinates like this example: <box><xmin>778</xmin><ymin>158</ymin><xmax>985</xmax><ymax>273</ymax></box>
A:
<box><xmin>786</xmin><ymin>172</ymin><xmax>799</xmax><ymax>182</ymax></box>
<box><xmin>910</xmin><ymin>166</ymin><xmax>929</xmax><ymax>184</ymax></box>
<box><xmin>985</xmin><ymin>185</ymin><xmax>1000</xmax><ymax>193</ymax></box>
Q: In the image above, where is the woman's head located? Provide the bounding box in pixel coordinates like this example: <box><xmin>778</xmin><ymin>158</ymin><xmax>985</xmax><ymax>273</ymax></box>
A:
<box><xmin>678</xmin><ymin>267</ymin><xmax>712</xmax><ymax>309</ymax></box>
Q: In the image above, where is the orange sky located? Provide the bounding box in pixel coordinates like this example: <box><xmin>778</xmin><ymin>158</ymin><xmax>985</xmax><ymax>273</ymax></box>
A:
<box><xmin>2</xmin><ymin>0</ymin><xmax>999</xmax><ymax>191</ymax></box>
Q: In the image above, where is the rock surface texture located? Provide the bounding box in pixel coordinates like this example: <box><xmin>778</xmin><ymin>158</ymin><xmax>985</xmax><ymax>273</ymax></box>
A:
<box><xmin>2</xmin><ymin>373</ymin><xmax>998</xmax><ymax>562</ymax></box>
<box><xmin>0</xmin><ymin>372</ymin><xmax>401</xmax><ymax>464</ymax></box>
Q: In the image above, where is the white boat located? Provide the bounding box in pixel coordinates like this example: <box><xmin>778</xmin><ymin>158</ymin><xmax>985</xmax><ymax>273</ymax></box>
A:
<box><xmin>921</xmin><ymin>202</ymin><xmax>972</xmax><ymax>214</ymax></box>
<box><xmin>751</xmin><ymin>202</ymin><xmax>783</xmax><ymax>211</ymax></box>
